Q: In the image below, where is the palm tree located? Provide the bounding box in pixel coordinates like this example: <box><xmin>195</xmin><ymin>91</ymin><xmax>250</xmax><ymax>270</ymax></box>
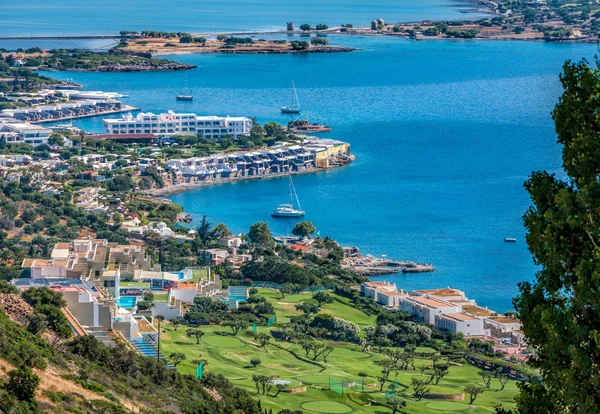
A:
<box><xmin>155</xmin><ymin>315</ymin><xmax>165</xmax><ymax>362</ymax></box>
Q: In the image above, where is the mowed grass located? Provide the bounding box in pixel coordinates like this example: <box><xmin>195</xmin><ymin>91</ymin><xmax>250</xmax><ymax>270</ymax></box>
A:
<box><xmin>192</xmin><ymin>269</ymin><xmax>208</xmax><ymax>282</ymax></box>
<box><xmin>159</xmin><ymin>289</ymin><xmax>518</xmax><ymax>413</ymax></box>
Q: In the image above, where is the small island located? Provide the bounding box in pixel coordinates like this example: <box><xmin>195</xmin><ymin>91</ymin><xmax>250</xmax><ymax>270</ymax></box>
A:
<box><xmin>116</xmin><ymin>30</ymin><xmax>355</xmax><ymax>55</ymax></box>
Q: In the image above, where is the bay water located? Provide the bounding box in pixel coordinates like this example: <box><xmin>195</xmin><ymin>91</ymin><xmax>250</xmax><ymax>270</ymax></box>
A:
<box><xmin>16</xmin><ymin>34</ymin><xmax>597</xmax><ymax>312</ymax></box>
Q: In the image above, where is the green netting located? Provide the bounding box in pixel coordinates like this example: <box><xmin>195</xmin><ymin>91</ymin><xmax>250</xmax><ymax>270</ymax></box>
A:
<box><xmin>252</xmin><ymin>323</ymin><xmax>257</xmax><ymax>332</ymax></box>
<box><xmin>267</xmin><ymin>315</ymin><xmax>276</xmax><ymax>327</ymax></box>
<box><xmin>385</xmin><ymin>382</ymin><xmax>399</xmax><ymax>401</ymax></box>
<box><xmin>195</xmin><ymin>362</ymin><xmax>204</xmax><ymax>379</ymax></box>
<box><xmin>329</xmin><ymin>377</ymin><xmax>344</xmax><ymax>395</ymax></box>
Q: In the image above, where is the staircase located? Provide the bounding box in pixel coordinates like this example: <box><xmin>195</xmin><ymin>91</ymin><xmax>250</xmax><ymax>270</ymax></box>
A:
<box><xmin>129</xmin><ymin>336</ymin><xmax>174</xmax><ymax>368</ymax></box>
<box><xmin>61</xmin><ymin>307</ymin><xmax>87</xmax><ymax>337</ymax></box>
<box><xmin>86</xmin><ymin>326</ymin><xmax>117</xmax><ymax>347</ymax></box>
<box><xmin>90</xmin><ymin>279</ymin><xmax>108</xmax><ymax>297</ymax></box>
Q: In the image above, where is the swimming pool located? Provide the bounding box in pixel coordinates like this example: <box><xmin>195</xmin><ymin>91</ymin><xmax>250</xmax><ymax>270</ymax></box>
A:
<box><xmin>117</xmin><ymin>296</ymin><xmax>137</xmax><ymax>308</ymax></box>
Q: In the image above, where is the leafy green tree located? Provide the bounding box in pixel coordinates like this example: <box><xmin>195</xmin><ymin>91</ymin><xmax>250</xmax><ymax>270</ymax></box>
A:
<box><xmin>171</xmin><ymin>318</ymin><xmax>180</xmax><ymax>331</ymax></box>
<box><xmin>48</xmin><ymin>132</ymin><xmax>65</xmax><ymax>147</ymax></box>
<box><xmin>299</xmin><ymin>24</ymin><xmax>312</xmax><ymax>31</ymax></box>
<box><xmin>411</xmin><ymin>378</ymin><xmax>430</xmax><ymax>400</ymax></box>
<box><xmin>310</xmin><ymin>37</ymin><xmax>329</xmax><ymax>46</ymax></box>
<box><xmin>479</xmin><ymin>371</ymin><xmax>493</xmax><ymax>388</ymax></box>
<box><xmin>315</xmin><ymin>24</ymin><xmax>328</xmax><ymax>30</ymax></box>
<box><xmin>250</xmin><ymin>358</ymin><xmax>261</xmax><ymax>368</ymax></box>
<box><xmin>494</xmin><ymin>368</ymin><xmax>509</xmax><ymax>390</ymax></box>
<box><xmin>255</xmin><ymin>333</ymin><xmax>271</xmax><ymax>351</ymax></box>
<box><xmin>388</xmin><ymin>396</ymin><xmax>407</xmax><ymax>414</ymax></box>
<box><xmin>312</xmin><ymin>290</ymin><xmax>334</xmax><ymax>307</ymax></box>
<box><xmin>6</xmin><ymin>368</ymin><xmax>40</xmax><ymax>402</ymax></box>
<box><xmin>464</xmin><ymin>386</ymin><xmax>484</xmax><ymax>404</ymax></box>
<box><xmin>224</xmin><ymin>317</ymin><xmax>249</xmax><ymax>335</ymax></box>
<box><xmin>290</xmin><ymin>41</ymin><xmax>309</xmax><ymax>50</ymax></box>
<box><xmin>186</xmin><ymin>328</ymin><xmax>205</xmax><ymax>344</ymax></box>
<box><xmin>513</xmin><ymin>59</ymin><xmax>600</xmax><ymax>413</ymax></box>
<box><xmin>295</xmin><ymin>302</ymin><xmax>319</xmax><ymax>315</ymax></box>
<box><xmin>248</xmin><ymin>222</ymin><xmax>274</xmax><ymax>248</ymax></box>
<box><xmin>169</xmin><ymin>352</ymin><xmax>186</xmax><ymax>366</ymax></box>
<box><xmin>291</xmin><ymin>221</ymin><xmax>316</xmax><ymax>238</ymax></box>
<box><xmin>263</xmin><ymin>122</ymin><xmax>284</xmax><ymax>137</ymax></box>
<box><xmin>26</xmin><ymin>312</ymin><xmax>48</xmax><ymax>335</ymax></box>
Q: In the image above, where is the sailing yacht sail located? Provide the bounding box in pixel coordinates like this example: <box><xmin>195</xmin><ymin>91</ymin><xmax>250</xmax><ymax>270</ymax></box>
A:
<box><xmin>272</xmin><ymin>174</ymin><xmax>305</xmax><ymax>217</ymax></box>
<box><xmin>176</xmin><ymin>73</ymin><xmax>193</xmax><ymax>100</ymax></box>
<box><xmin>281</xmin><ymin>81</ymin><xmax>301</xmax><ymax>114</ymax></box>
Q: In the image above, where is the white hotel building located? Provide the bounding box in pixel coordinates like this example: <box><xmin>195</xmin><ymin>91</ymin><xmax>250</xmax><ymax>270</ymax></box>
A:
<box><xmin>102</xmin><ymin>111</ymin><xmax>253</xmax><ymax>139</ymax></box>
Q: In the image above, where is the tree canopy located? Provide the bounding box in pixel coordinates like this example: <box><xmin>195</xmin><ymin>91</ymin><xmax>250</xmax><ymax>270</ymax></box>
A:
<box><xmin>291</xmin><ymin>221</ymin><xmax>316</xmax><ymax>238</ymax></box>
<box><xmin>513</xmin><ymin>59</ymin><xmax>600</xmax><ymax>412</ymax></box>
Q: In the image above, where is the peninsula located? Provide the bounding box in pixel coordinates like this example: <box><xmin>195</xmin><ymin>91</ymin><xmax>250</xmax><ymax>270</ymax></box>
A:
<box><xmin>116</xmin><ymin>31</ymin><xmax>355</xmax><ymax>56</ymax></box>
<box><xmin>1</xmin><ymin>48</ymin><xmax>195</xmax><ymax>72</ymax></box>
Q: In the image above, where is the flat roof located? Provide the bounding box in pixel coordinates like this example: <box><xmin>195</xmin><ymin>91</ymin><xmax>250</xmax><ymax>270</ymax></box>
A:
<box><xmin>462</xmin><ymin>305</ymin><xmax>495</xmax><ymax>317</ymax></box>
<box><xmin>489</xmin><ymin>316</ymin><xmax>521</xmax><ymax>324</ymax></box>
<box><xmin>440</xmin><ymin>312</ymin><xmax>479</xmax><ymax>322</ymax></box>
<box><xmin>405</xmin><ymin>295</ymin><xmax>456</xmax><ymax>309</ymax></box>
<box><xmin>414</xmin><ymin>288</ymin><xmax>463</xmax><ymax>297</ymax></box>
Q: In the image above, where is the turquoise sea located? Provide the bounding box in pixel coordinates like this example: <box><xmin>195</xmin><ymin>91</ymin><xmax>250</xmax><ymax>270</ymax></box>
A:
<box><xmin>36</xmin><ymin>35</ymin><xmax>597</xmax><ymax>312</ymax></box>
<box><xmin>0</xmin><ymin>0</ymin><xmax>482</xmax><ymax>37</ymax></box>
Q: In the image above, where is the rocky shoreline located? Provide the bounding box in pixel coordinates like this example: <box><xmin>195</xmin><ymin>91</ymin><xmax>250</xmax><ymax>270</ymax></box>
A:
<box><xmin>194</xmin><ymin>46</ymin><xmax>356</xmax><ymax>55</ymax></box>
<box><xmin>42</xmin><ymin>61</ymin><xmax>196</xmax><ymax>72</ymax></box>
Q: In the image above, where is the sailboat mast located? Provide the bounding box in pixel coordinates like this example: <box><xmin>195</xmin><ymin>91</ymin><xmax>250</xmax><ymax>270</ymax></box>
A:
<box><xmin>288</xmin><ymin>174</ymin><xmax>293</xmax><ymax>205</ymax></box>
<box><xmin>293</xmin><ymin>81</ymin><xmax>300</xmax><ymax>110</ymax></box>
<box><xmin>291</xmin><ymin>175</ymin><xmax>302</xmax><ymax>211</ymax></box>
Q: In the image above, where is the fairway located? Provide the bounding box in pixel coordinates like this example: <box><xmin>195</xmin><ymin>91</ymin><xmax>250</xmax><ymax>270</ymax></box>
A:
<box><xmin>159</xmin><ymin>289</ymin><xmax>520</xmax><ymax>413</ymax></box>
<box><xmin>301</xmin><ymin>401</ymin><xmax>353</xmax><ymax>413</ymax></box>
<box><xmin>426</xmin><ymin>401</ymin><xmax>470</xmax><ymax>411</ymax></box>
<box><xmin>202</xmin><ymin>334</ymin><xmax>246</xmax><ymax>348</ymax></box>
<box><xmin>295</xmin><ymin>374</ymin><xmax>331</xmax><ymax>385</ymax></box>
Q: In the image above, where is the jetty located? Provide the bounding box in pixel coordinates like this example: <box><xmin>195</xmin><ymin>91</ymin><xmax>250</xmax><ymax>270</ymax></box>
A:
<box><xmin>342</xmin><ymin>254</ymin><xmax>435</xmax><ymax>276</ymax></box>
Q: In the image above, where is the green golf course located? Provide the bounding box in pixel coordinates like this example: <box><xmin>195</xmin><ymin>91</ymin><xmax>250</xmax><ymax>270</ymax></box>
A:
<box><xmin>158</xmin><ymin>289</ymin><xmax>519</xmax><ymax>413</ymax></box>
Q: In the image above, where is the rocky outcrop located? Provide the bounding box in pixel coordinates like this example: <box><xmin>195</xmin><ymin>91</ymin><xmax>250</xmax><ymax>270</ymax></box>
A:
<box><xmin>0</xmin><ymin>293</ymin><xmax>33</xmax><ymax>324</ymax></box>
<box><xmin>97</xmin><ymin>62</ymin><xmax>196</xmax><ymax>72</ymax></box>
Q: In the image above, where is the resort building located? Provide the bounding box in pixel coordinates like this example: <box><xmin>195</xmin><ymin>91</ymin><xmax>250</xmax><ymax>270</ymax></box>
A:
<box><xmin>22</xmin><ymin>237</ymin><xmax>158</xmax><ymax>284</ymax></box>
<box><xmin>413</xmin><ymin>287</ymin><xmax>476</xmax><ymax>306</ymax></box>
<box><xmin>102</xmin><ymin>111</ymin><xmax>252</xmax><ymax>138</ymax></box>
<box><xmin>434</xmin><ymin>312</ymin><xmax>487</xmax><ymax>336</ymax></box>
<box><xmin>377</xmin><ymin>290</ymin><xmax>409</xmax><ymax>308</ymax></box>
<box><xmin>2</xmin><ymin>99</ymin><xmax>124</xmax><ymax>122</ymax></box>
<box><xmin>218</xmin><ymin>235</ymin><xmax>244</xmax><ymax>249</ymax></box>
<box><xmin>360</xmin><ymin>281</ymin><xmax>404</xmax><ymax>307</ymax></box>
<box><xmin>483</xmin><ymin>315</ymin><xmax>522</xmax><ymax>335</ymax></box>
<box><xmin>399</xmin><ymin>295</ymin><xmax>462</xmax><ymax>325</ymax></box>
<box><xmin>0</xmin><ymin>154</ymin><xmax>32</xmax><ymax>167</ymax></box>
<box><xmin>461</xmin><ymin>304</ymin><xmax>497</xmax><ymax>319</ymax></box>
<box><xmin>0</xmin><ymin>122</ymin><xmax>52</xmax><ymax>146</ymax></box>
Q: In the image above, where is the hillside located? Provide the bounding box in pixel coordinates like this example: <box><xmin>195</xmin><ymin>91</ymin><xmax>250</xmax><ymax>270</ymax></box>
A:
<box><xmin>0</xmin><ymin>290</ymin><xmax>261</xmax><ymax>414</ymax></box>
<box><xmin>159</xmin><ymin>289</ymin><xmax>521</xmax><ymax>413</ymax></box>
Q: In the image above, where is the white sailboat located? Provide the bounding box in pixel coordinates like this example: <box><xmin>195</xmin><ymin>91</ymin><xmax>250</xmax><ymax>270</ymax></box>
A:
<box><xmin>272</xmin><ymin>174</ymin><xmax>305</xmax><ymax>217</ymax></box>
<box><xmin>281</xmin><ymin>81</ymin><xmax>301</xmax><ymax>114</ymax></box>
<box><xmin>176</xmin><ymin>73</ymin><xmax>193</xmax><ymax>101</ymax></box>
